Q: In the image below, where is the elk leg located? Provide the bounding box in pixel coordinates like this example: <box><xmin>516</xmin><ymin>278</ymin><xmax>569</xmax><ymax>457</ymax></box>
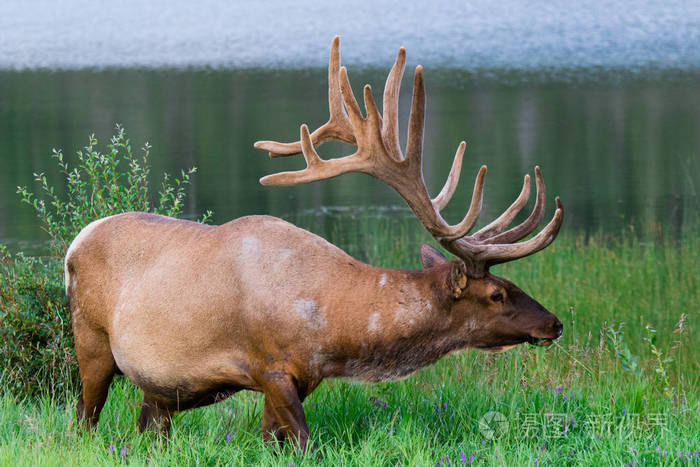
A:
<box><xmin>137</xmin><ymin>396</ymin><xmax>173</xmax><ymax>433</ymax></box>
<box><xmin>74</xmin><ymin>330</ymin><xmax>116</xmax><ymax>429</ymax></box>
<box><xmin>261</xmin><ymin>395</ymin><xmax>285</xmax><ymax>445</ymax></box>
<box><xmin>260</xmin><ymin>374</ymin><xmax>309</xmax><ymax>451</ymax></box>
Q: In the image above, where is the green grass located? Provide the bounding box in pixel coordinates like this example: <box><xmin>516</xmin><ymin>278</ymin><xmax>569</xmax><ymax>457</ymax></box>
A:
<box><xmin>1</xmin><ymin>219</ymin><xmax>698</xmax><ymax>466</ymax></box>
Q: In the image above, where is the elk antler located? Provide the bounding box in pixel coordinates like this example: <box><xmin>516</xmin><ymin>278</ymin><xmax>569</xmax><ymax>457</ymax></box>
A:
<box><xmin>254</xmin><ymin>37</ymin><xmax>563</xmax><ymax>276</ymax></box>
<box><xmin>255</xmin><ymin>36</ymin><xmax>355</xmax><ymax>158</ymax></box>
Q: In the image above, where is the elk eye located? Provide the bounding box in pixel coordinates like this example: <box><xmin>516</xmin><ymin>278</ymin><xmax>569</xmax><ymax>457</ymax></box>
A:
<box><xmin>490</xmin><ymin>291</ymin><xmax>504</xmax><ymax>303</ymax></box>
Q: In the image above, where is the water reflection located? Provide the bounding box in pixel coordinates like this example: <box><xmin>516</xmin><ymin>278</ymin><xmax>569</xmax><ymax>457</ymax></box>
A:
<box><xmin>0</xmin><ymin>69</ymin><xmax>698</xmax><ymax>253</ymax></box>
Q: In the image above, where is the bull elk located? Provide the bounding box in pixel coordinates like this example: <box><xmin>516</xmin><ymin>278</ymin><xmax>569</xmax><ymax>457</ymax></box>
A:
<box><xmin>65</xmin><ymin>37</ymin><xmax>563</xmax><ymax>450</ymax></box>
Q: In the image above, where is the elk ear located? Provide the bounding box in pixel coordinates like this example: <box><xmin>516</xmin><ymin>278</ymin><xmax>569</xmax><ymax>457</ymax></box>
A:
<box><xmin>447</xmin><ymin>260</ymin><xmax>469</xmax><ymax>298</ymax></box>
<box><xmin>420</xmin><ymin>243</ymin><xmax>448</xmax><ymax>269</ymax></box>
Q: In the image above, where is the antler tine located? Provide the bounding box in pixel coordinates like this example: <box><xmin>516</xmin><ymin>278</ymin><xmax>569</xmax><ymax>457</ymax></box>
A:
<box><xmin>382</xmin><ymin>47</ymin><xmax>406</xmax><ymax>161</ymax></box>
<box><xmin>363</xmin><ymin>85</ymin><xmax>384</xmax><ymax>141</ymax></box>
<box><xmin>470</xmin><ymin>173</ymin><xmax>531</xmax><ymax>240</ymax></box>
<box><xmin>481</xmin><ymin>166</ymin><xmax>546</xmax><ymax>244</ymax></box>
<box><xmin>299</xmin><ymin>124</ymin><xmax>323</xmax><ymax>167</ymax></box>
<box><xmin>439</xmin><ymin>166</ymin><xmax>487</xmax><ymax>240</ymax></box>
<box><xmin>339</xmin><ymin>67</ymin><xmax>366</xmax><ymax>132</ymax></box>
<box><xmin>404</xmin><ymin>66</ymin><xmax>426</xmax><ymax>168</ymax></box>
<box><xmin>432</xmin><ymin>141</ymin><xmax>467</xmax><ymax>211</ymax></box>
<box><xmin>253</xmin><ymin>36</ymin><xmax>355</xmax><ymax>158</ymax></box>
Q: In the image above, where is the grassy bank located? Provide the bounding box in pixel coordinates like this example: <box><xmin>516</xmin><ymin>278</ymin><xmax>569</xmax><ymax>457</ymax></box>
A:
<box><xmin>0</xmin><ymin>218</ymin><xmax>698</xmax><ymax>466</ymax></box>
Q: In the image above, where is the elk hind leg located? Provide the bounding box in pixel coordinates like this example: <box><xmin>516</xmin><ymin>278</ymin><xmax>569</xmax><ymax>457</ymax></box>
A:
<box><xmin>137</xmin><ymin>395</ymin><xmax>173</xmax><ymax>433</ymax></box>
<box><xmin>75</xmin><ymin>330</ymin><xmax>117</xmax><ymax>429</ymax></box>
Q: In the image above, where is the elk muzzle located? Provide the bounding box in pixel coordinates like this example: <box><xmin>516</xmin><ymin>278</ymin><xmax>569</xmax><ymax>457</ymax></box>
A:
<box><xmin>505</xmin><ymin>288</ymin><xmax>563</xmax><ymax>347</ymax></box>
<box><xmin>527</xmin><ymin>317</ymin><xmax>563</xmax><ymax>346</ymax></box>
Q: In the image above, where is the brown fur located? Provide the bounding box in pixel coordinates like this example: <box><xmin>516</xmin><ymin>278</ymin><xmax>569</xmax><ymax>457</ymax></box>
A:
<box><xmin>67</xmin><ymin>212</ymin><xmax>561</xmax><ymax>449</ymax></box>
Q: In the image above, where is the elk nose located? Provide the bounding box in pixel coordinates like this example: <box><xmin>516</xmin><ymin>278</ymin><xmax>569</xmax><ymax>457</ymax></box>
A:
<box><xmin>553</xmin><ymin>319</ymin><xmax>563</xmax><ymax>338</ymax></box>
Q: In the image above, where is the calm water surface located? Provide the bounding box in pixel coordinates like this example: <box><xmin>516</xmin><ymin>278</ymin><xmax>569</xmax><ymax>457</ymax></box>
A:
<box><xmin>2</xmin><ymin>0</ymin><xmax>698</xmax><ymax>253</ymax></box>
<box><xmin>0</xmin><ymin>69</ymin><xmax>698</xmax><ymax>254</ymax></box>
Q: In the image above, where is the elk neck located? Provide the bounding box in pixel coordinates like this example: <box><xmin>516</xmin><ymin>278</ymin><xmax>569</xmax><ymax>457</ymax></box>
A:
<box><xmin>322</xmin><ymin>261</ymin><xmax>471</xmax><ymax>382</ymax></box>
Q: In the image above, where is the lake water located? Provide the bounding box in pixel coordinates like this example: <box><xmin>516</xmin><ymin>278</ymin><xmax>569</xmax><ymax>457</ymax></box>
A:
<box><xmin>2</xmin><ymin>0</ymin><xmax>699</xmax><ymax>71</ymax></box>
<box><xmin>0</xmin><ymin>1</ymin><xmax>698</xmax><ymax>253</ymax></box>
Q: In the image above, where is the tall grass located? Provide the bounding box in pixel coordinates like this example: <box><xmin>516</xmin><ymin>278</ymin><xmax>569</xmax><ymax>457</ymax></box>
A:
<box><xmin>1</xmin><ymin>217</ymin><xmax>697</xmax><ymax>466</ymax></box>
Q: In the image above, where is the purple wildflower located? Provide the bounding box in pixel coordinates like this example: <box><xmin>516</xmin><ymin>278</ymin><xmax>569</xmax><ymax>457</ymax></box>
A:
<box><xmin>622</xmin><ymin>409</ymin><xmax>626</xmax><ymax>415</ymax></box>
<box><xmin>443</xmin><ymin>402</ymin><xmax>448</xmax><ymax>411</ymax></box>
<box><xmin>372</xmin><ymin>397</ymin><xmax>387</xmax><ymax>409</ymax></box>
<box><xmin>108</xmin><ymin>445</ymin><xmax>115</xmax><ymax>454</ymax></box>
<box><xmin>119</xmin><ymin>446</ymin><xmax>126</xmax><ymax>458</ymax></box>
<box><xmin>458</xmin><ymin>452</ymin><xmax>473</xmax><ymax>465</ymax></box>
<box><xmin>534</xmin><ymin>460</ymin><xmax>538</xmax><ymax>465</ymax></box>
<box><xmin>226</xmin><ymin>432</ymin><xmax>232</xmax><ymax>443</ymax></box>
<box><xmin>657</xmin><ymin>446</ymin><xmax>661</xmax><ymax>454</ymax></box>
<box><xmin>694</xmin><ymin>451</ymin><xmax>699</xmax><ymax>457</ymax></box>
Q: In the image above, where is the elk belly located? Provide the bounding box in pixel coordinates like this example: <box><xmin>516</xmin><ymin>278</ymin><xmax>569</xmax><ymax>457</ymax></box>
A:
<box><xmin>109</xmin><ymin>303</ymin><xmax>255</xmax><ymax>406</ymax></box>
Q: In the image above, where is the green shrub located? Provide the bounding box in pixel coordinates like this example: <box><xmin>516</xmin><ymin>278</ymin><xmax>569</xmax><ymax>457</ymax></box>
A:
<box><xmin>0</xmin><ymin>247</ymin><xmax>74</xmax><ymax>397</ymax></box>
<box><xmin>17</xmin><ymin>124</ymin><xmax>211</xmax><ymax>257</ymax></box>
<box><xmin>1</xmin><ymin>125</ymin><xmax>210</xmax><ymax>397</ymax></box>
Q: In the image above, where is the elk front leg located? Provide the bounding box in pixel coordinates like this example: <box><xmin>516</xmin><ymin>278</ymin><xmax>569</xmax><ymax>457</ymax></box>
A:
<box><xmin>260</xmin><ymin>374</ymin><xmax>309</xmax><ymax>451</ymax></box>
<box><xmin>261</xmin><ymin>396</ymin><xmax>284</xmax><ymax>445</ymax></box>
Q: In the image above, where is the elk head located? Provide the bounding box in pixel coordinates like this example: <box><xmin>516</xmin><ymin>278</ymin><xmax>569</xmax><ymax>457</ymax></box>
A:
<box><xmin>255</xmin><ymin>37</ymin><xmax>564</xmax><ymax>351</ymax></box>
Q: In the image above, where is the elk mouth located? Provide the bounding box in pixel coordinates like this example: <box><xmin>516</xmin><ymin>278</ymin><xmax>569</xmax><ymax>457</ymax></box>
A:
<box><xmin>483</xmin><ymin>337</ymin><xmax>554</xmax><ymax>352</ymax></box>
<box><xmin>527</xmin><ymin>337</ymin><xmax>554</xmax><ymax>347</ymax></box>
